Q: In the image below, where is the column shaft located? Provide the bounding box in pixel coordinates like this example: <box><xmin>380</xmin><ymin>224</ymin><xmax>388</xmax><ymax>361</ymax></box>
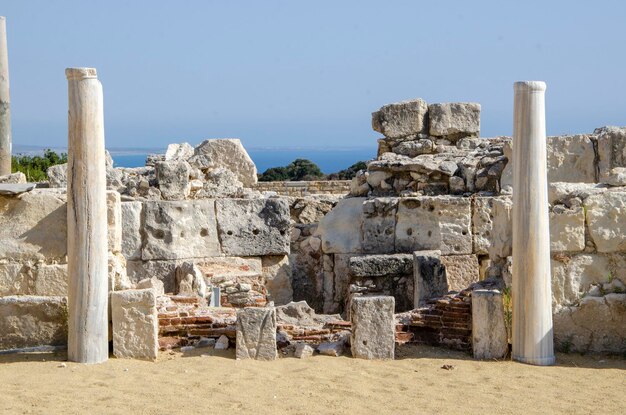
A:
<box><xmin>0</xmin><ymin>17</ymin><xmax>11</xmax><ymax>176</ymax></box>
<box><xmin>511</xmin><ymin>81</ymin><xmax>555</xmax><ymax>366</ymax></box>
<box><xmin>66</xmin><ymin>67</ymin><xmax>109</xmax><ymax>364</ymax></box>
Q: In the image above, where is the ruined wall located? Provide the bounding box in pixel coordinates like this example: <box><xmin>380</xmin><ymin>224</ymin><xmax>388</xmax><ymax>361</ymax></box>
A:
<box><xmin>254</xmin><ymin>180</ymin><xmax>351</xmax><ymax>196</ymax></box>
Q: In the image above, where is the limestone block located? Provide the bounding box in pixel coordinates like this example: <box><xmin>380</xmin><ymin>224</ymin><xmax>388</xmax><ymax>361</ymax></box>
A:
<box><xmin>111</xmin><ymin>289</ymin><xmax>158</xmax><ymax>360</ymax></box>
<box><xmin>546</xmin><ymin>135</ymin><xmax>596</xmax><ymax>183</ymax></box>
<box><xmin>189</xmin><ymin>139</ymin><xmax>258</xmax><ymax>187</ymax></box>
<box><xmin>142</xmin><ymin>200</ymin><xmax>220</xmax><ymax>260</ymax></box>
<box><xmin>548</xmin><ymin>182</ymin><xmax>607</xmax><ymax>205</ymax></box>
<box><xmin>551</xmin><ymin>254</ymin><xmax>611</xmax><ymax>310</ymax></box>
<box><xmin>196</xmin><ymin>256</ymin><xmax>263</xmax><ymax>280</ymax></box>
<box><xmin>235</xmin><ymin>307</ymin><xmax>277</xmax><ymax>360</ymax></box>
<box><xmin>262</xmin><ymin>255</ymin><xmax>293</xmax><ymax>306</ymax></box>
<box><xmin>395</xmin><ymin>196</ymin><xmax>472</xmax><ymax>255</ymax></box>
<box><xmin>316</xmin><ymin>197</ymin><xmax>365</xmax><ymax>254</ymax></box>
<box><xmin>595</xmin><ymin>126</ymin><xmax>626</xmax><ymax>181</ymax></box>
<box><xmin>215</xmin><ymin>198</ymin><xmax>290</xmax><ymax>256</ymax></box>
<box><xmin>47</xmin><ymin>163</ymin><xmax>67</xmax><ymax>188</ymax></box>
<box><xmin>175</xmin><ymin>261</ymin><xmax>207</xmax><ymax>298</ymax></box>
<box><xmin>136</xmin><ymin>277</ymin><xmax>165</xmax><ymax>296</ymax></box>
<box><xmin>0</xmin><ymin>172</ymin><xmax>26</xmax><ymax>184</ymax></box>
<box><xmin>294</xmin><ymin>343</ymin><xmax>314</xmax><ymax>359</ymax></box>
<box><xmin>371</xmin><ymin>99</ymin><xmax>428</xmax><ymax>138</ymax></box>
<box><xmin>349</xmin><ymin>254</ymin><xmax>413</xmax><ymax>277</ymax></box>
<box><xmin>428</xmin><ymin>103</ymin><xmax>480</xmax><ymax>139</ymax></box>
<box><xmin>392</xmin><ymin>139</ymin><xmax>434</xmax><ymax>157</ymax></box>
<box><xmin>165</xmin><ymin>142</ymin><xmax>194</xmax><ymax>161</ymax></box>
<box><xmin>0</xmin><ymin>190</ymin><xmax>67</xmax><ymax>261</ymax></box>
<box><xmin>553</xmin><ymin>294</ymin><xmax>626</xmax><ymax>353</ymax></box>
<box><xmin>549</xmin><ymin>206</ymin><xmax>585</xmax><ymax>252</ymax></box>
<box><xmin>604</xmin><ymin>167</ymin><xmax>626</xmax><ymax>186</ymax></box>
<box><xmin>350</xmin><ymin>296</ymin><xmax>395</xmax><ymax>360</ymax></box>
<box><xmin>127</xmin><ymin>260</ymin><xmax>179</xmax><ymax>294</ymax></box>
<box><xmin>156</xmin><ymin>160</ymin><xmax>191</xmax><ymax>200</ymax></box>
<box><xmin>0</xmin><ymin>262</ymin><xmax>26</xmax><ymax>296</ymax></box>
<box><xmin>440</xmin><ymin>255</ymin><xmax>479</xmax><ymax>292</ymax></box>
<box><xmin>106</xmin><ymin>190</ymin><xmax>122</xmax><ymax>253</ymax></box>
<box><xmin>121</xmin><ymin>201</ymin><xmax>143</xmax><ymax>261</ymax></box>
<box><xmin>361</xmin><ymin>198</ymin><xmax>397</xmax><ymax>254</ymax></box>
<box><xmin>317</xmin><ymin>340</ymin><xmax>345</xmax><ymax>356</ymax></box>
<box><xmin>413</xmin><ymin>250</ymin><xmax>447</xmax><ymax>306</ymax></box>
<box><xmin>584</xmin><ymin>191</ymin><xmax>626</xmax><ymax>252</ymax></box>
<box><xmin>0</xmin><ymin>296</ymin><xmax>67</xmax><ymax>351</ymax></box>
<box><xmin>472</xmin><ymin>289</ymin><xmax>508</xmax><ymax>359</ymax></box>
<box><xmin>33</xmin><ymin>263</ymin><xmax>68</xmax><ymax>296</ymax></box>
<box><xmin>472</xmin><ymin>196</ymin><xmax>513</xmax><ymax>259</ymax></box>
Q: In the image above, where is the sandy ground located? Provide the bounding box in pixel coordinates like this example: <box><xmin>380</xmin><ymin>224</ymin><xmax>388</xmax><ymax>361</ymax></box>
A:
<box><xmin>0</xmin><ymin>345</ymin><xmax>624</xmax><ymax>415</ymax></box>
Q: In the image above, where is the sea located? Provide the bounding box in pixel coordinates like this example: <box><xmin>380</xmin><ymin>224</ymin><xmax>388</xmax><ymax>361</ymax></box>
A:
<box><xmin>111</xmin><ymin>147</ymin><xmax>377</xmax><ymax>174</ymax></box>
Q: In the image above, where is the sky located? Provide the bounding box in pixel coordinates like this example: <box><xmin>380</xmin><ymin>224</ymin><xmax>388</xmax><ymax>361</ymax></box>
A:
<box><xmin>3</xmin><ymin>0</ymin><xmax>626</xmax><ymax>150</ymax></box>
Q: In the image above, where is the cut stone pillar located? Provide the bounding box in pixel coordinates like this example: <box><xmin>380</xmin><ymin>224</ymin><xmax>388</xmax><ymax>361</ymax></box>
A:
<box><xmin>111</xmin><ymin>289</ymin><xmax>158</xmax><ymax>360</ymax></box>
<box><xmin>351</xmin><ymin>296</ymin><xmax>395</xmax><ymax>360</ymax></box>
<box><xmin>0</xmin><ymin>17</ymin><xmax>11</xmax><ymax>176</ymax></box>
<box><xmin>511</xmin><ymin>81</ymin><xmax>555</xmax><ymax>366</ymax></box>
<box><xmin>236</xmin><ymin>307</ymin><xmax>277</xmax><ymax>360</ymax></box>
<box><xmin>472</xmin><ymin>289</ymin><xmax>508</xmax><ymax>359</ymax></box>
<box><xmin>66</xmin><ymin>68</ymin><xmax>109</xmax><ymax>364</ymax></box>
<box><xmin>413</xmin><ymin>250</ymin><xmax>447</xmax><ymax>307</ymax></box>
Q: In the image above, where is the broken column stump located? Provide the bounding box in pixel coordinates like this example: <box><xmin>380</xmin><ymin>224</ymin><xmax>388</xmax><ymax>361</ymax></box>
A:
<box><xmin>111</xmin><ymin>288</ymin><xmax>159</xmax><ymax>361</ymax></box>
<box><xmin>350</xmin><ymin>296</ymin><xmax>395</xmax><ymax>360</ymax></box>
<box><xmin>236</xmin><ymin>307</ymin><xmax>277</xmax><ymax>361</ymax></box>
<box><xmin>472</xmin><ymin>289</ymin><xmax>508</xmax><ymax>359</ymax></box>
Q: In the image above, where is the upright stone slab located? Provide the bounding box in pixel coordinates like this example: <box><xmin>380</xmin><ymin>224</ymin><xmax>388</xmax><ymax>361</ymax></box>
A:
<box><xmin>156</xmin><ymin>160</ymin><xmax>190</xmax><ymax>200</ymax></box>
<box><xmin>121</xmin><ymin>201</ymin><xmax>143</xmax><ymax>260</ymax></box>
<box><xmin>511</xmin><ymin>81</ymin><xmax>555</xmax><ymax>366</ymax></box>
<box><xmin>235</xmin><ymin>307</ymin><xmax>277</xmax><ymax>361</ymax></box>
<box><xmin>106</xmin><ymin>190</ymin><xmax>122</xmax><ymax>253</ymax></box>
<box><xmin>350</xmin><ymin>296</ymin><xmax>395</xmax><ymax>360</ymax></box>
<box><xmin>111</xmin><ymin>289</ymin><xmax>158</xmax><ymax>361</ymax></box>
<box><xmin>413</xmin><ymin>250</ymin><xmax>447</xmax><ymax>307</ymax></box>
<box><xmin>66</xmin><ymin>68</ymin><xmax>109</xmax><ymax>364</ymax></box>
<box><xmin>472</xmin><ymin>289</ymin><xmax>508</xmax><ymax>359</ymax></box>
<box><xmin>0</xmin><ymin>17</ymin><xmax>11</xmax><ymax>176</ymax></box>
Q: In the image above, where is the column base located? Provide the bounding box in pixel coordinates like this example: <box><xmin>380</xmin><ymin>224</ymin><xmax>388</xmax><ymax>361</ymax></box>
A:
<box><xmin>513</xmin><ymin>354</ymin><xmax>556</xmax><ymax>366</ymax></box>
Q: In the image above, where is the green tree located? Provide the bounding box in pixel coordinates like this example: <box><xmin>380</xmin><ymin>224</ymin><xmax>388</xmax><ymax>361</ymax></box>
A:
<box><xmin>326</xmin><ymin>160</ymin><xmax>367</xmax><ymax>180</ymax></box>
<box><xmin>11</xmin><ymin>149</ymin><xmax>68</xmax><ymax>182</ymax></box>
<box><xmin>258</xmin><ymin>158</ymin><xmax>325</xmax><ymax>182</ymax></box>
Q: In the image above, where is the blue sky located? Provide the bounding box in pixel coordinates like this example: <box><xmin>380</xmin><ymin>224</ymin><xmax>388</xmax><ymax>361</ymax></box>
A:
<box><xmin>3</xmin><ymin>0</ymin><xmax>626</xmax><ymax>149</ymax></box>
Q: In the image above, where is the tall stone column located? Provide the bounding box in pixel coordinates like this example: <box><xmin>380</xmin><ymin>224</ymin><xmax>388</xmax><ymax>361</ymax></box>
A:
<box><xmin>66</xmin><ymin>68</ymin><xmax>108</xmax><ymax>364</ymax></box>
<box><xmin>0</xmin><ymin>17</ymin><xmax>11</xmax><ymax>176</ymax></box>
<box><xmin>511</xmin><ymin>81</ymin><xmax>555</xmax><ymax>366</ymax></box>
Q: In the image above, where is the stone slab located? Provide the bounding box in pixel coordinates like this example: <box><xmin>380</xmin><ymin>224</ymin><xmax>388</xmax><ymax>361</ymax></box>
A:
<box><xmin>106</xmin><ymin>191</ymin><xmax>122</xmax><ymax>253</ymax></box>
<box><xmin>428</xmin><ymin>102</ymin><xmax>480</xmax><ymax>139</ymax></box>
<box><xmin>111</xmin><ymin>289</ymin><xmax>159</xmax><ymax>360</ymax></box>
<box><xmin>0</xmin><ymin>183</ymin><xmax>36</xmax><ymax>195</ymax></box>
<box><xmin>584</xmin><ymin>191</ymin><xmax>626</xmax><ymax>253</ymax></box>
<box><xmin>349</xmin><ymin>254</ymin><xmax>413</xmax><ymax>277</ymax></box>
<box><xmin>361</xmin><ymin>198</ymin><xmax>397</xmax><ymax>254</ymax></box>
<box><xmin>350</xmin><ymin>296</ymin><xmax>395</xmax><ymax>360</ymax></box>
<box><xmin>371</xmin><ymin>99</ymin><xmax>429</xmax><ymax>139</ymax></box>
<box><xmin>472</xmin><ymin>196</ymin><xmax>512</xmax><ymax>259</ymax></box>
<box><xmin>121</xmin><ymin>201</ymin><xmax>143</xmax><ymax>261</ymax></box>
<box><xmin>413</xmin><ymin>250</ymin><xmax>447</xmax><ymax>307</ymax></box>
<box><xmin>316</xmin><ymin>197</ymin><xmax>365</xmax><ymax>254</ymax></box>
<box><xmin>549</xmin><ymin>206</ymin><xmax>586</xmax><ymax>252</ymax></box>
<box><xmin>472</xmin><ymin>289</ymin><xmax>508</xmax><ymax>359</ymax></box>
<box><xmin>440</xmin><ymin>254</ymin><xmax>479</xmax><ymax>292</ymax></box>
<box><xmin>235</xmin><ymin>307</ymin><xmax>277</xmax><ymax>360</ymax></box>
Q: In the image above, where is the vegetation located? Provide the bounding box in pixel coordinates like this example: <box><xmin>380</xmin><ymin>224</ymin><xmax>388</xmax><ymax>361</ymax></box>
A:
<box><xmin>502</xmin><ymin>287</ymin><xmax>513</xmax><ymax>344</ymax></box>
<box><xmin>11</xmin><ymin>149</ymin><xmax>68</xmax><ymax>182</ymax></box>
<box><xmin>258</xmin><ymin>158</ymin><xmax>367</xmax><ymax>182</ymax></box>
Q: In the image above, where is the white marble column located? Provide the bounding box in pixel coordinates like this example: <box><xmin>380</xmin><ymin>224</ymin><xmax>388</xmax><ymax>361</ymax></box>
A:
<box><xmin>66</xmin><ymin>68</ymin><xmax>109</xmax><ymax>364</ymax></box>
<box><xmin>511</xmin><ymin>81</ymin><xmax>555</xmax><ymax>366</ymax></box>
<box><xmin>0</xmin><ymin>17</ymin><xmax>11</xmax><ymax>176</ymax></box>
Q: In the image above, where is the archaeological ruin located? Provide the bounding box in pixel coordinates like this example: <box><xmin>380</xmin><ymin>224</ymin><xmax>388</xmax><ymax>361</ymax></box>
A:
<box><xmin>0</xmin><ymin>16</ymin><xmax>624</xmax><ymax>363</ymax></box>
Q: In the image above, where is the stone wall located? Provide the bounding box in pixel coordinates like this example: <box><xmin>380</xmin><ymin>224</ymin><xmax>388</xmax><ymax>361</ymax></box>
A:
<box><xmin>254</xmin><ymin>180</ymin><xmax>351</xmax><ymax>196</ymax></box>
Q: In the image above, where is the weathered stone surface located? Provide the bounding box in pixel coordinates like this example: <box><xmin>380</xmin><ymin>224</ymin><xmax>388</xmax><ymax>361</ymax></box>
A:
<box><xmin>175</xmin><ymin>261</ymin><xmax>207</xmax><ymax>298</ymax></box>
<box><xmin>165</xmin><ymin>142</ymin><xmax>193</xmax><ymax>161</ymax></box>
<box><xmin>604</xmin><ymin>167</ymin><xmax>626</xmax><ymax>186</ymax></box>
<box><xmin>216</xmin><ymin>198</ymin><xmax>290</xmax><ymax>256</ymax></box>
<box><xmin>549</xmin><ymin>206</ymin><xmax>585</xmax><ymax>252</ymax></box>
<box><xmin>47</xmin><ymin>163</ymin><xmax>67</xmax><ymax>188</ymax></box>
<box><xmin>106</xmin><ymin>191</ymin><xmax>122</xmax><ymax>253</ymax></box>
<box><xmin>350</xmin><ymin>296</ymin><xmax>395</xmax><ymax>360</ymax></box>
<box><xmin>428</xmin><ymin>103</ymin><xmax>480</xmax><ymax>139</ymax></box>
<box><xmin>200</xmin><ymin>168</ymin><xmax>245</xmax><ymax>198</ymax></box>
<box><xmin>136</xmin><ymin>277</ymin><xmax>165</xmax><ymax>296</ymax></box>
<box><xmin>317</xmin><ymin>340</ymin><xmax>345</xmax><ymax>356</ymax></box>
<box><xmin>294</xmin><ymin>343</ymin><xmax>314</xmax><ymax>359</ymax></box>
<box><xmin>32</xmin><ymin>263</ymin><xmax>68</xmax><ymax>296</ymax></box>
<box><xmin>262</xmin><ymin>255</ymin><xmax>293</xmax><ymax>306</ymax></box>
<box><xmin>584</xmin><ymin>191</ymin><xmax>626</xmax><ymax>252</ymax></box>
<box><xmin>0</xmin><ymin>172</ymin><xmax>26</xmax><ymax>184</ymax></box>
<box><xmin>392</xmin><ymin>139</ymin><xmax>434</xmax><ymax>157</ymax></box>
<box><xmin>236</xmin><ymin>307</ymin><xmax>277</xmax><ymax>360</ymax></box>
<box><xmin>0</xmin><ymin>183</ymin><xmax>36</xmax><ymax>195</ymax></box>
<box><xmin>472</xmin><ymin>289</ymin><xmax>508</xmax><ymax>359</ymax></box>
<box><xmin>441</xmin><ymin>255</ymin><xmax>479</xmax><ymax>292</ymax></box>
<box><xmin>413</xmin><ymin>250</ymin><xmax>447</xmax><ymax>306</ymax></box>
<box><xmin>349</xmin><ymin>254</ymin><xmax>412</xmax><ymax>277</ymax></box>
<box><xmin>371</xmin><ymin>99</ymin><xmax>428</xmax><ymax>139</ymax></box>
<box><xmin>595</xmin><ymin>126</ymin><xmax>626</xmax><ymax>181</ymax></box>
<box><xmin>127</xmin><ymin>260</ymin><xmax>179</xmax><ymax>294</ymax></box>
<box><xmin>0</xmin><ymin>190</ymin><xmax>67</xmax><ymax>261</ymax></box>
<box><xmin>111</xmin><ymin>289</ymin><xmax>158</xmax><ymax>360</ymax></box>
<box><xmin>472</xmin><ymin>196</ymin><xmax>513</xmax><ymax>259</ymax></box>
<box><xmin>551</xmin><ymin>254</ymin><xmax>611</xmax><ymax>310</ymax></box>
<box><xmin>156</xmin><ymin>160</ymin><xmax>190</xmax><ymax>200</ymax></box>
<box><xmin>395</xmin><ymin>196</ymin><xmax>472</xmax><ymax>255</ymax></box>
<box><xmin>121</xmin><ymin>201</ymin><xmax>143</xmax><ymax>261</ymax></box>
<box><xmin>547</xmin><ymin>182</ymin><xmax>607</xmax><ymax>205</ymax></box>
<box><xmin>316</xmin><ymin>197</ymin><xmax>365</xmax><ymax>254</ymax></box>
<box><xmin>142</xmin><ymin>200</ymin><xmax>220</xmax><ymax>260</ymax></box>
<box><xmin>361</xmin><ymin>198</ymin><xmax>397</xmax><ymax>254</ymax></box>
<box><xmin>215</xmin><ymin>334</ymin><xmax>230</xmax><ymax>350</ymax></box>
<box><xmin>546</xmin><ymin>135</ymin><xmax>596</xmax><ymax>183</ymax></box>
<box><xmin>189</xmin><ymin>139</ymin><xmax>258</xmax><ymax>187</ymax></box>
<box><xmin>0</xmin><ymin>262</ymin><xmax>26</xmax><ymax>296</ymax></box>
<box><xmin>0</xmin><ymin>296</ymin><xmax>67</xmax><ymax>350</ymax></box>
<box><xmin>554</xmin><ymin>294</ymin><xmax>626</xmax><ymax>353</ymax></box>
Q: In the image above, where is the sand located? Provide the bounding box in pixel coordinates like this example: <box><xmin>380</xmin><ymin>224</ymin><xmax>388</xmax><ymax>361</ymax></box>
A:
<box><xmin>0</xmin><ymin>345</ymin><xmax>624</xmax><ymax>415</ymax></box>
